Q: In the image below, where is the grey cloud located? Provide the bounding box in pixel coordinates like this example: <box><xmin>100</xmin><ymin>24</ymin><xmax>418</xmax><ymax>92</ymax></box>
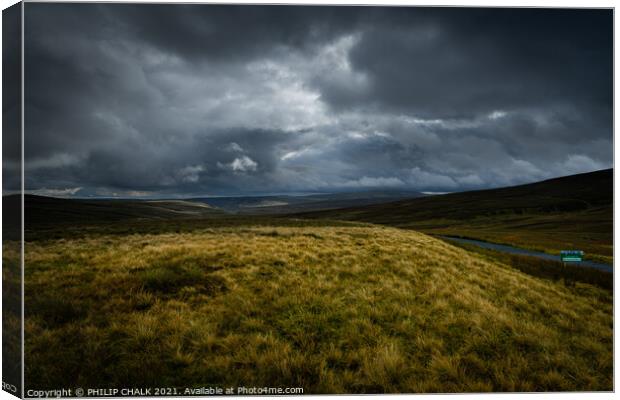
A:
<box><xmin>321</xmin><ymin>8</ymin><xmax>612</xmax><ymax>118</ymax></box>
<box><xmin>22</xmin><ymin>5</ymin><xmax>612</xmax><ymax>197</ymax></box>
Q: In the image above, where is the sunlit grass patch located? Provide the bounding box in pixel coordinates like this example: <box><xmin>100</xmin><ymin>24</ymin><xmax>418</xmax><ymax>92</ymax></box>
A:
<box><xmin>21</xmin><ymin>223</ymin><xmax>613</xmax><ymax>393</ymax></box>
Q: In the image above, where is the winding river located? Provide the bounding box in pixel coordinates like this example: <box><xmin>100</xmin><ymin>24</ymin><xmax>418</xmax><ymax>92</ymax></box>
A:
<box><xmin>438</xmin><ymin>235</ymin><xmax>613</xmax><ymax>273</ymax></box>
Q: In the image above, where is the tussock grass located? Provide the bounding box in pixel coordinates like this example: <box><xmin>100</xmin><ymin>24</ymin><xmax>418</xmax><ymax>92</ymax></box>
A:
<box><xmin>3</xmin><ymin>241</ymin><xmax>22</xmax><ymax>389</ymax></box>
<box><xmin>22</xmin><ymin>224</ymin><xmax>612</xmax><ymax>392</ymax></box>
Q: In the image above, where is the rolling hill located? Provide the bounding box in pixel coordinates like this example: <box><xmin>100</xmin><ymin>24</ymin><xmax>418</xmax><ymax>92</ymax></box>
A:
<box><xmin>6</xmin><ymin>172</ymin><xmax>612</xmax><ymax>392</ymax></box>
<box><xmin>13</xmin><ymin>189</ymin><xmax>424</xmax><ymax>228</ymax></box>
<box><xmin>18</xmin><ymin>194</ymin><xmax>224</xmax><ymax>226</ymax></box>
<box><xmin>294</xmin><ymin>169</ymin><xmax>613</xmax><ymax>262</ymax></box>
<box><xmin>189</xmin><ymin>190</ymin><xmax>424</xmax><ymax>214</ymax></box>
<box><xmin>22</xmin><ymin>223</ymin><xmax>612</xmax><ymax>392</ymax></box>
<box><xmin>11</xmin><ymin>169</ymin><xmax>613</xmax><ymax>261</ymax></box>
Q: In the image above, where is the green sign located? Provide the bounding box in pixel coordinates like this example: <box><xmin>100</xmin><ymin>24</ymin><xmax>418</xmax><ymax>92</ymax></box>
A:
<box><xmin>560</xmin><ymin>250</ymin><xmax>584</xmax><ymax>262</ymax></box>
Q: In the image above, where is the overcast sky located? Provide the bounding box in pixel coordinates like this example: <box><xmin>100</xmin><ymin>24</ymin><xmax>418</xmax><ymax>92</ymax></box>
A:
<box><xmin>14</xmin><ymin>4</ymin><xmax>613</xmax><ymax>197</ymax></box>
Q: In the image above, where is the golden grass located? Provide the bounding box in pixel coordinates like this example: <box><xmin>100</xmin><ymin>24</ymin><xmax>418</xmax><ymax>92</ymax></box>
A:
<box><xmin>21</xmin><ymin>225</ymin><xmax>612</xmax><ymax>392</ymax></box>
<box><xmin>392</xmin><ymin>209</ymin><xmax>613</xmax><ymax>265</ymax></box>
<box><xmin>3</xmin><ymin>240</ymin><xmax>22</xmax><ymax>390</ymax></box>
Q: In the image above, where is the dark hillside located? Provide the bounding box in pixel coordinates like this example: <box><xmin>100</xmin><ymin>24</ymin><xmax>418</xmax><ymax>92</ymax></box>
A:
<box><xmin>20</xmin><ymin>195</ymin><xmax>224</xmax><ymax>226</ymax></box>
<box><xmin>190</xmin><ymin>190</ymin><xmax>424</xmax><ymax>214</ymax></box>
<box><xmin>294</xmin><ymin>169</ymin><xmax>613</xmax><ymax>262</ymax></box>
<box><xmin>296</xmin><ymin>169</ymin><xmax>611</xmax><ymax>223</ymax></box>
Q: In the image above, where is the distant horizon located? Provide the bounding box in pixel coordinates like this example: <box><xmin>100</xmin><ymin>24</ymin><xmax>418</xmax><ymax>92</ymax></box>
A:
<box><xmin>6</xmin><ymin>167</ymin><xmax>612</xmax><ymax>200</ymax></box>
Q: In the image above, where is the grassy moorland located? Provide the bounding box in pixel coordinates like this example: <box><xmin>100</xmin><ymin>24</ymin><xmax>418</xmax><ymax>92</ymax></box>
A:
<box><xmin>20</xmin><ymin>220</ymin><xmax>612</xmax><ymax>392</ymax></box>
<box><xmin>2</xmin><ymin>241</ymin><xmax>21</xmax><ymax>391</ymax></box>
<box><xmin>295</xmin><ymin>169</ymin><xmax>613</xmax><ymax>264</ymax></box>
<box><xmin>3</xmin><ymin>196</ymin><xmax>22</xmax><ymax>392</ymax></box>
<box><xmin>447</xmin><ymin>241</ymin><xmax>613</xmax><ymax>291</ymax></box>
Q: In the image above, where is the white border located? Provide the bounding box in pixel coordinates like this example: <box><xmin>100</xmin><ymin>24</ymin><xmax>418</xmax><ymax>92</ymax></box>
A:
<box><xmin>0</xmin><ymin>1</ymin><xmax>616</xmax><ymax>400</ymax></box>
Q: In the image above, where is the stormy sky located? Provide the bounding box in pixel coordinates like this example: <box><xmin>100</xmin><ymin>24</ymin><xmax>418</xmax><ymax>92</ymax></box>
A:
<box><xmin>14</xmin><ymin>4</ymin><xmax>613</xmax><ymax>197</ymax></box>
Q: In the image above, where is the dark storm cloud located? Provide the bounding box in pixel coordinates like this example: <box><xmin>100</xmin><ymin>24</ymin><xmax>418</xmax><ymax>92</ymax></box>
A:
<box><xmin>109</xmin><ymin>4</ymin><xmax>361</xmax><ymax>62</ymax></box>
<box><xmin>318</xmin><ymin>8</ymin><xmax>612</xmax><ymax>118</ymax></box>
<box><xmin>22</xmin><ymin>4</ymin><xmax>612</xmax><ymax>197</ymax></box>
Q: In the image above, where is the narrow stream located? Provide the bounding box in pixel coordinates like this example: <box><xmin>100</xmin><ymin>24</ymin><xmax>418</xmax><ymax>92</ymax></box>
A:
<box><xmin>438</xmin><ymin>236</ymin><xmax>613</xmax><ymax>273</ymax></box>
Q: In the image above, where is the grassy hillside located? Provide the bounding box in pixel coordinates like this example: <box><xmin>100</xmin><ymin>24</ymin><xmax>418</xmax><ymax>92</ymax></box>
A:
<box><xmin>19</xmin><ymin>222</ymin><xmax>612</xmax><ymax>392</ymax></box>
<box><xmin>295</xmin><ymin>169</ymin><xmax>613</xmax><ymax>263</ymax></box>
<box><xmin>190</xmin><ymin>190</ymin><xmax>424</xmax><ymax>214</ymax></box>
<box><xmin>19</xmin><ymin>194</ymin><xmax>224</xmax><ymax>226</ymax></box>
